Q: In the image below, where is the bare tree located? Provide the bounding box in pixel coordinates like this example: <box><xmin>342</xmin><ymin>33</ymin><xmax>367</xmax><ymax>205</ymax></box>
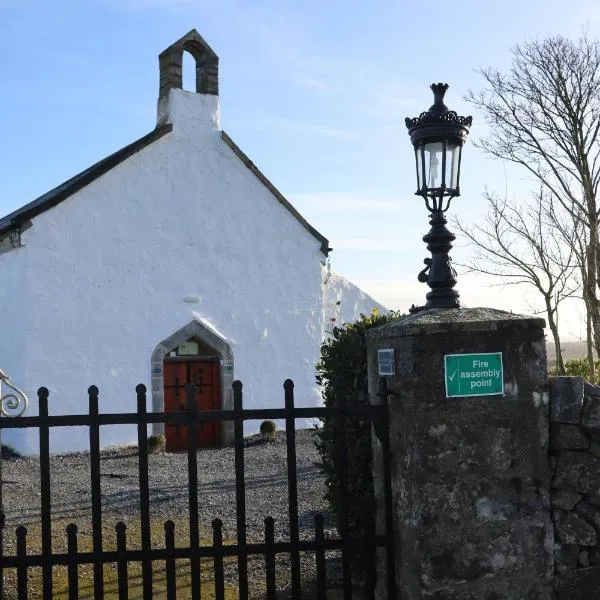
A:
<box><xmin>549</xmin><ymin>199</ymin><xmax>597</xmax><ymax>377</ymax></box>
<box><xmin>467</xmin><ymin>34</ymin><xmax>600</xmax><ymax>354</ymax></box>
<box><xmin>454</xmin><ymin>189</ymin><xmax>577</xmax><ymax>372</ymax></box>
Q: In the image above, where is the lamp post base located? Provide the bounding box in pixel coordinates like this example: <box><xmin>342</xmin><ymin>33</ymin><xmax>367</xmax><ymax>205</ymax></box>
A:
<box><xmin>425</xmin><ymin>287</ymin><xmax>460</xmax><ymax>309</ymax></box>
<box><xmin>419</xmin><ymin>209</ymin><xmax>460</xmax><ymax>310</ymax></box>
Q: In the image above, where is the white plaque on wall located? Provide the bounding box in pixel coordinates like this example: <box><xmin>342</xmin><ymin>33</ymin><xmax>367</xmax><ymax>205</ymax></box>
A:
<box><xmin>178</xmin><ymin>341</ymin><xmax>199</xmax><ymax>356</ymax></box>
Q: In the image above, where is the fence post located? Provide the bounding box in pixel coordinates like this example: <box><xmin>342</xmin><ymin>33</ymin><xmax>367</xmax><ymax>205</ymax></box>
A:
<box><xmin>232</xmin><ymin>380</ymin><xmax>248</xmax><ymax>599</ymax></box>
<box><xmin>136</xmin><ymin>383</ymin><xmax>152</xmax><ymax>598</ymax></box>
<box><xmin>88</xmin><ymin>385</ymin><xmax>104</xmax><ymax>600</ymax></box>
<box><xmin>38</xmin><ymin>387</ymin><xmax>52</xmax><ymax>600</ymax></box>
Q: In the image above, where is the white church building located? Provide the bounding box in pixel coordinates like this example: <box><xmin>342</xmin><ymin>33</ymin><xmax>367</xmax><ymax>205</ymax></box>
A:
<box><xmin>0</xmin><ymin>30</ymin><xmax>383</xmax><ymax>454</ymax></box>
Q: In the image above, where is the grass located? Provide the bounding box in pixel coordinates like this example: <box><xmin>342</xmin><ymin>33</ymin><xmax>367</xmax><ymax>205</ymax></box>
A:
<box><xmin>3</xmin><ymin>516</ymin><xmax>239</xmax><ymax>599</ymax></box>
<box><xmin>2</xmin><ymin>515</ymin><xmax>364</xmax><ymax>599</ymax></box>
<box><xmin>1</xmin><ymin>517</ymin><xmax>357</xmax><ymax>599</ymax></box>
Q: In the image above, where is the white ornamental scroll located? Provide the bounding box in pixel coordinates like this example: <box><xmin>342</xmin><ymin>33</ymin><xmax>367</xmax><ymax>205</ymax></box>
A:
<box><xmin>0</xmin><ymin>369</ymin><xmax>28</xmax><ymax>417</ymax></box>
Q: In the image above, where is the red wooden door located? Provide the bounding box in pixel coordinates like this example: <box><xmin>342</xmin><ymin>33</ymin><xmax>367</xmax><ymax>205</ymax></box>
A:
<box><xmin>163</xmin><ymin>359</ymin><xmax>220</xmax><ymax>452</ymax></box>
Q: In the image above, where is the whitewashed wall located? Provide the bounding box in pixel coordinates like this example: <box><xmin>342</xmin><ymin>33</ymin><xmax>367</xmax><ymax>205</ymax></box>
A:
<box><xmin>0</xmin><ymin>248</ymin><xmax>27</xmax><ymax>396</ymax></box>
<box><xmin>322</xmin><ymin>271</ymin><xmax>388</xmax><ymax>334</ymax></box>
<box><xmin>0</xmin><ymin>89</ymin><xmax>327</xmax><ymax>454</ymax></box>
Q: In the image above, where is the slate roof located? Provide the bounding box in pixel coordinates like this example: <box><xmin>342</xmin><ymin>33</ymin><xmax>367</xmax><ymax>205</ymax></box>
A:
<box><xmin>0</xmin><ymin>125</ymin><xmax>172</xmax><ymax>235</ymax></box>
<box><xmin>0</xmin><ymin>125</ymin><xmax>331</xmax><ymax>255</ymax></box>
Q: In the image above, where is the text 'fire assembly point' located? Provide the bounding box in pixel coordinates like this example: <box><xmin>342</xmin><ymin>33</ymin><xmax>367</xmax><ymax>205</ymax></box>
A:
<box><xmin>444</xmin><ymin>352</ymin><xmax>504</xmax><ymax>398</ymax></box>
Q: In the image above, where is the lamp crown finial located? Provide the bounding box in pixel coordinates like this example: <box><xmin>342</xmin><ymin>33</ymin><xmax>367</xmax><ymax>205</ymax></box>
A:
<box><xmin>429</xmin><ymin>83</ymin><xmax>449</xmax><ymax>115</ymax></box>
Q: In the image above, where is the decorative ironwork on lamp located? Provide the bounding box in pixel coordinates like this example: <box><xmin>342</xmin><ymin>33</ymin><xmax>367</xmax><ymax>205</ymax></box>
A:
<box><xmin>405</xmin><ymin>83</ymin><xmax>472</xmax><ymax>310</ymax></box>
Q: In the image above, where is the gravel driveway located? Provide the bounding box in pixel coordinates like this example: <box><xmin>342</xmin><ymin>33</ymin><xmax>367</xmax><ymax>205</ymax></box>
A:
<box><xmin>1</xmin><ymin>429</ymin><xmax>339</xmax><ymax>597</ymax></box>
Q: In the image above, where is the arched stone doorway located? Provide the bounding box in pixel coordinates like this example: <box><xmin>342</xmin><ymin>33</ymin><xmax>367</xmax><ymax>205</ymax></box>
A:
<box><xmin>151</xmin><ymin>319</ymin><xmax>234</xmax><ymax>449</ymax></box>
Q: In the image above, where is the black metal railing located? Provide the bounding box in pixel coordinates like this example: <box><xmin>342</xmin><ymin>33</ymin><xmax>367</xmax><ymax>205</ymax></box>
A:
<box><xmin>0</xmin><ymin>379</ymin><xmax>395</xmax><ymax>599</ymax></box>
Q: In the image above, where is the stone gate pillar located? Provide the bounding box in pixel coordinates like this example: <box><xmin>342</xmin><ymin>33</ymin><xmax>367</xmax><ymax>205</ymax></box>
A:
<box><xmin>367</xmin><ymin>307</ymin><xmax>554</xmax><ymax>599</ymax></box>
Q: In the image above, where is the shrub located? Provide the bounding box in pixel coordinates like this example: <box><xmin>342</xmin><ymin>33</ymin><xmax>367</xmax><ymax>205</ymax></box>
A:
<box><xmin>147</xmin><ymin>434</ymin><xmax>165</xmax><ymax>454</ymax></box>
<box><xmin>550</xmin><ymin>357</ymin><xmax>600</xmax><ymax>385</ymax></box>
<box><xmin>259</xmin><ymin>420</ymin><xmax>277</xmax><ymax>441</ymax></box>
<box><xmin>314</xmin><ymin>308</ymin><xmax>402</xmax><ymax>582</ymax></box>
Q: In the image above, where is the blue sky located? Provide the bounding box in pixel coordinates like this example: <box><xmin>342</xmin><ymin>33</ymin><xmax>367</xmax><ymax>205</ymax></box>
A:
<box><xmin>2</xmin><ymin>0</ymin><xmax>600</xmax><ymax>340</ymax></box>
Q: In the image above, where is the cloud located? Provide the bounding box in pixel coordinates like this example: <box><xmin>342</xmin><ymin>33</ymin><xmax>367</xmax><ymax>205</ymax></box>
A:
<box><xmin>294</xmin><ymin>75</ymin><xmax>336</xmax><ymax>92</ymax></box>
<box><xmin>371</xmin><ymin>79</ymin><xmax>420</xmax><ymax>113</ymax></box>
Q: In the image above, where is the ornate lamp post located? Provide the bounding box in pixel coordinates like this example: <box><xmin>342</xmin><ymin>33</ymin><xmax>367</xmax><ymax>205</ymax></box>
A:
<box><xmin>405</xmin><ymin>83</ymin><xmax>472</xmax><ymax>310</ymax></box>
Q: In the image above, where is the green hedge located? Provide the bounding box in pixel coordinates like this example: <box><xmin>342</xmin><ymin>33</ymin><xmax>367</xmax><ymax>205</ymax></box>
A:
<box><xmin>550</xmin><ymin>357</ymin><xmax>600</xmax><ymax>385</ymax></box>
<box><xmin>314</xmin><ymin>308</ymin><xmax>402</xmax><ymax>581</ymax></box>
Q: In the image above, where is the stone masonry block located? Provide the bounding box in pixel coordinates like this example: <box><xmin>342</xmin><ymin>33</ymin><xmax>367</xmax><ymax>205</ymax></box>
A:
<box><xmin>553</xmin><ymin>451</ymin><xmax>600</xmax><ymax>495</ymax></box>
<box><xmin>551</xmin><ymin>490</ymin><xmax>583</xmax><ymax>511</ymax></box>
<box><xmin>553</xmin><ymin>509</ymin><xmax>597</xmax><ymax>545</ymax></box>
<box><xmin>579</xmin><ymin>549</ymin><xmax>590</xmax><ymax>567</ymax></box>
<box><xmin>585</xmin><ymin>381</ymin><xmax>600</xmax><ymax>397</ymax></box>
<box><xmin>428</xmin><ymin>533</ymin><xmax>524</xmax><ymax>582</ymax></box>
<box><xmin>582</xmin><ymin>395</ymin><xmax>600</xmax><ymax>430</ymax></box>
<box><xmin>584</xmin><ymin>429</ymin><xmax>600</xmax><ymax>444</ymax></box>
<box><xmin>585</xmin><ymin>494</ymin><xmax>600</xmax><ymax>506</ymax></box>
<box><xmin>555</xmin><ymin>566</ymin><xmax>600</xmax><ymax>600</ymax></box>
<box><xmin>590</xmin><ymin>548</ymin><xmax>600</xmax><ymax>566</ymax></box>
<box><xmin>550</xmin><ymin>423</ymin><xmax>589</xmax><ymax>450</ymax></box>
<box><xmin>550</xmin><ymin>377</ymin><xmax>584</xmax><ymax>423</ymax></box>
<box><xmin>555</xmin><ymin>544</ymin><xmax>580</xmax><ymax>574</ymax></box>
<box><xmin>589</xmin><ymin>442</ymin><xmax>600</xmax><ymax>458</ymax></box>
<box><xmin>574</xmin><ymin>500</ymin><xmax>600</xmax><ymax>532</ymax></box>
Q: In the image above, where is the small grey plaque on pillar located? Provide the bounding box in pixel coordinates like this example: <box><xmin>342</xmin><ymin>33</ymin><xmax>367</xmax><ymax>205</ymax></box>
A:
<box><xmin>377</xmin><ymin>348</ymin><xmax>395</xmax><ymax>376</ymax></box>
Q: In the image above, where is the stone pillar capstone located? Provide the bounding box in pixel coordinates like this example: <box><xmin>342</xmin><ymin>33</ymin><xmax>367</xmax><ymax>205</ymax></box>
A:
<box><xmin>367</xmin><ymin>307</ymin><xmax>554</xmax><ymax>599</ymax></box>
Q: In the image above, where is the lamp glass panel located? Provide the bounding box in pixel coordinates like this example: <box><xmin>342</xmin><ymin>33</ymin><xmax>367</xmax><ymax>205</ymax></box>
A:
<box><xmin>445</xmin><ymin>142</ymin><xmax>461</xmax><ymax>191</ymax></box>
<box><xmin>456</xmin><ymin>146</ymin><xmax>463</xmax><ymax>189</ymax></box>
<box><xmin>415</xmin><ymin>147</ymin><xmax>423</xmax><ymax>191</ymax></box>
<box><xmin>422</xmin><ymin>145</ymin><xmax>430</xmax><ymax>191</ymax></box>
<box><xmin>424</xmin><ymin>142</ymin><xmax>444</xmax><ymax>190</ymax></box>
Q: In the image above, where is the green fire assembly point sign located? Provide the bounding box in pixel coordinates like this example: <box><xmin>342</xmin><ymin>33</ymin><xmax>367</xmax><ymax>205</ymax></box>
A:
<box><xmin>444</xmin><ymin>352</ymin><xmax>504</xmax><ymax>398</ymax></box>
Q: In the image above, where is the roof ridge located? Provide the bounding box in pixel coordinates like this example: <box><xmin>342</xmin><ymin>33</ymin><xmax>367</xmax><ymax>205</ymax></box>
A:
<box><xmin>0</xmin><ymin>126</ymin><xmax>331</xmax><ymax>257</ymax></box>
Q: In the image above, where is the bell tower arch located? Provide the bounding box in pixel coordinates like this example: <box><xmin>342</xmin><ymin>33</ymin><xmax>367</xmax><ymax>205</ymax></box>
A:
<box><xmin>158</xmin><ymin>29</ymin><xmax>219</xmax><ymax>101</ymax></box>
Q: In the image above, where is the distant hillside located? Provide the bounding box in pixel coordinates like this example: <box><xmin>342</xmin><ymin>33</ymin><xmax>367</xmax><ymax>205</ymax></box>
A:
<box><xmin>546</xmin><ymin>341</ymin><xmax>595</xmax><ymax>369</ymax></box>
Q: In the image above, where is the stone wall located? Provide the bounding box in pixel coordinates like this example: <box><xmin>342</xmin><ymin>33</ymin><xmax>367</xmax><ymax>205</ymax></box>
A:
<box><xmin>367</xmin><ymin>308</ymin><xmax>554</xmax><ymax>600</ymax></box>
<box><xmin>550</xmin><ymin>376</ymin><xmax>600</xmax><ymax>598</ymax></box>
<box><xmin>366</xmin><ymin>313</ymin><xmax>600</xmax><ymax>599</ymax></box>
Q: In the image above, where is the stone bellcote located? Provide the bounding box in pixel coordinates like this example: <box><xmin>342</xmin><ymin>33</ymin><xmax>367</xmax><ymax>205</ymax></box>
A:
<box><xmin>156</xmin><ymin>30</ymin><xmax>220</xmax><ymax>133</ymax></box>
<box><xmin>158</xmin><ymin>29</ymin><xmax>219</xmax><ymax>99</ymax></box>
